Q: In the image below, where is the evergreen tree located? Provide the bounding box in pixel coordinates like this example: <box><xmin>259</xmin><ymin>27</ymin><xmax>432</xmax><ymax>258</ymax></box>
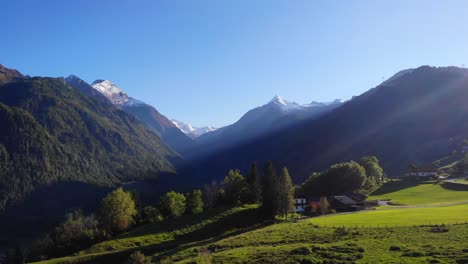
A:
<box><xmin>261</xmin><ymin>161</ymin><xmax>279</xmax><ymax>218</ymax></box>
<box><xmin>186</xmin><ymin>189</ymin><xmax>204</xmax><ymax>214</ymax></box>
<box><xmin>277</xmin><ymin>167</ymin><xmax>295</xmax><ymax>219</ymax></box>
<box><xmin>246</xmin><ymin>162</ymin><xmax>261</xmax><ymax>203</ymax></box>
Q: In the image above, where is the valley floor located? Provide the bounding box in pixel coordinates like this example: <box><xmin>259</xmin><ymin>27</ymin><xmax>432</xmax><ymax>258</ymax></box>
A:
<box><xmin>32</xmin><ymin>180</ymin><xmax>468</xmax><ymax>264</ymax></box>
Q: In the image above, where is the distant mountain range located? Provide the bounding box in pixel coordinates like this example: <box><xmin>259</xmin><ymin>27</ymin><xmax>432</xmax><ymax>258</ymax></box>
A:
<box><xmin>4</xmin><ymin>63</ymin><xmax>468</xmax><ymax>241</ymax></box>
<box><xmin>171</xmin><ymin>120</ymin><xmax>218</xmax><ymax>139</ymax></box>
<box><xmin>179</xmin><ymin>66</ymin><xmax>468</xmax><ymax>185</ymax></box>
<box><xmin>192</xmin><ymin>95</ymin><xmax>343</xmax><ymax>156</ymax></box>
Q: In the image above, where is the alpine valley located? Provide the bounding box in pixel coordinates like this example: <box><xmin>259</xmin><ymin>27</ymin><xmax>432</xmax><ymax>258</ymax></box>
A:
<box><xmin>1</xmin><ymin>64</ymin><xmax>468</xmax><ymax>260</ymax></box>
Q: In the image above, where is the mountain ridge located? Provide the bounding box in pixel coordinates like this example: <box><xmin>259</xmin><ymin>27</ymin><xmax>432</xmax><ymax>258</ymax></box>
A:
<box><xmin>0</xmin><ymin>67</ymin><xmax>179</xmax><ymax>212</ymax></box>
<box><xmin>192</xmin><ymin>95</ymin><xmax>343</xmax><ymax>157</ymax></box>
<box><xmin>179</xmin><ymin>66</ymin><xmax>468</xmax><ymax>185</ymax></box>
<box><xmin>66</xmin><ymin>78</ymin><xmax>195</xmax><ymax>155</ymax></box>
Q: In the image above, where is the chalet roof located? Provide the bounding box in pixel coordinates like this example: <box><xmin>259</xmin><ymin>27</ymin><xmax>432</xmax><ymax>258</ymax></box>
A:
<box><xmin>348</xmin><ymin>193</ymin><xmax>367</xmax><ymax>202</ymax></box>
<box><xmin>409</xmin><ymin>164</ymin><xmax>438</xmax><ymax>172</ymax></box>
<box><xmin>333</xmin><ymin>195</ymin><xmax>356</xmax><ymax>205</ymax></box>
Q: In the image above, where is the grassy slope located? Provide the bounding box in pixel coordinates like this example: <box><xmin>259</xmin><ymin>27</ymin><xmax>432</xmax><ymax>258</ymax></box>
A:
<box><xmin>368</xmin><ymin>180</ymin><xmax>468</xmax><ymax>205</ymax></box>
<box><xmin>309</xmin><ymin>204</ymin><xmax>468</xmax><ymax>227</ymax></box>
<box><xmin>33</xmin><ymin>205</ymin><xmax>263</xmax><ymax>264</ymax></box>
<box><xmin>190</xmin><ymin>223</ymin><xmax>468</xmax><ymax>264</ymax></box>
<box><xmin>34</xmin><ymin>181</ymin><xmax>468</xmax><ymax>264</ymax></box>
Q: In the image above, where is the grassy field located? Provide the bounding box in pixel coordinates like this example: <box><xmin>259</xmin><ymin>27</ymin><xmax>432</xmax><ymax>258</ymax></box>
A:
<box><xmin>33</xmin><ymin>180</ymin><xmax>468</xmax><ymax>264</ymax></box>
<box><xmin>32</xmin><ymin>204</ymin><xmax>264</xmax><ymax>264</ymax></box>
<box><xmin>169</xmin><ymin>222</ymin><xmax>468</xmax><ymax>264</ymax></box>
<box><xmin>368</xmin><ymin>180</ymin><xmax>468</xmax><ymax>205</ymax></box>
<box><xmin>309</xmin><ymin>204</ymin><xmax>468</xmax><ymax>227</ymax></box>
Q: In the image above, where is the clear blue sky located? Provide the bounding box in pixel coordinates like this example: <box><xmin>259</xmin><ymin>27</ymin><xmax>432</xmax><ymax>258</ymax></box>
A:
<box><xmin>2</xmin><ymin>0</ymin><xmax>468</xmax><ymax>127</ymax></box>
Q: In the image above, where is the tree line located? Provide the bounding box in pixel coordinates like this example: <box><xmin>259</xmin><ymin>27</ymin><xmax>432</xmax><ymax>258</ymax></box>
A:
<box><xmin>25</xmin><ymin>156</ymin><xmax>384</xmax><ymax>262</ymax></box>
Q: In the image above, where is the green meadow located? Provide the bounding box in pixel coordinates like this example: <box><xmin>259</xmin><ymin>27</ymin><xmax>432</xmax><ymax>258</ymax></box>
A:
<box><xmin>33</xmin><ymin>180</ymin><xmax>468</xmax><ymax>264</ymax></box>
<box><xmin>368</xmin><ymin>180</ymin><xmax>468</xmax><ymax>205</ymax></box>
<box><xmin>309</xmin><ymin>204</ymin><xmax>468</xmax><ymax>227</ymax></box>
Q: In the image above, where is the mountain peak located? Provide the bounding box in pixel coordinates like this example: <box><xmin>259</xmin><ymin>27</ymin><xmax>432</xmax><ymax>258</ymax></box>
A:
<box><xmin>270</xmin><ymin>95</ymin><xmax>287</xmax><ymax>105</ymax></box>
<box><xmin>0</xmin><ymin>64</ymin><xmax>25</xmax><ymax>84</ymax></box>
<box><xmin>91</xmin><ymin>79</ymin><xmax>129</xmax><ymax>105</ymax></box>
<box><xmin>171</xmin><ymin>119</ymin><xmax>218</xmax><ymax>138</ymax></box>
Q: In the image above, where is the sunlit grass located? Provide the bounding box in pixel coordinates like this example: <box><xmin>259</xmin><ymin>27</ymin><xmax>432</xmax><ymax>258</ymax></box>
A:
<box><xmin>308</xmin><ymin>204</ymin><xmax>468</xmax><ymax>227</ymax></box>
<box><xmin>368</xmin><ymin>180</ymin><xmax>468</xmax><ymax>205</ymax></box>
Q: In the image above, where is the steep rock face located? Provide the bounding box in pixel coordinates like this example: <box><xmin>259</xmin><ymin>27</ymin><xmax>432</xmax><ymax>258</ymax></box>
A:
<box><xmin>0</xmin><ymin>67</ymin><xmax>178</xmax><ymax>211</ymax></box>
<box><xmin>181</xmin><ymin>66</ymin><xmax>468</xmax><ymax>184</ymax></box>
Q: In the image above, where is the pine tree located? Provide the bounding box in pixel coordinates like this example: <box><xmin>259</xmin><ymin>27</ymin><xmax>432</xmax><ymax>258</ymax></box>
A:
<box><xmin>278</xmin><ymin>167</ymin><xmax>295</xmax><ymax>219</ymax></box>
<box><xmin>246</xmin><ymin>162</ymin><xmax>262</xmax><ymax>203</ymax></box>
<box><xmin>261</xmin><ymin>161</ymin><xmax>279</xmax><ymax>218</ymax></box>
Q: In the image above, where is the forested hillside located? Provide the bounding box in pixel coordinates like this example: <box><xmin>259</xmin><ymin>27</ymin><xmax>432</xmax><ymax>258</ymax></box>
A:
<box><xmin>0</xmin><ymin>68</ymin><xmax>178</xmax><ymax>211</ymax></box>
<box><xmin>181</xmin><ymin>66</ymin><xmax>468</xmax><ymax>183</ymax></box>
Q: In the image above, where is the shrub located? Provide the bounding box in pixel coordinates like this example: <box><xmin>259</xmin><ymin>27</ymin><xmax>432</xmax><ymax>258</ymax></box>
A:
<box><xmin>333</xmin><ymin>227</ymin><xmax>349</xmax><ymax>236</ymax></box>
<box><xmin>290</xmin><ymin>247</ymin><xmax>312</xmax><ymax>255</ymax></box>
<box><xmin>402</xmin><ymin>249</ymin><xmax>425</xmax><ymax>257</ymax></box>
<box><xmin>196</xmin><ymin>249</ymin><xmax>212</xmax><ymax>264</ymax></box>
<box><xmin>55</xmin><ymin>210</ymin><xmax>102</xmax><ymax>251</ymax></box>
<box><xmin>126</xmin><ymin>251</ymin><xmax>151</xmax><ymax>264</ymax></box>
<box><xmin>389</xmin><ymin>245</ymin><xmax>401</xmax><ymax>251</ymax></box>
<box><xmin>141</xmin><ymin>206</ymin><xmax>163</xmax><ymax>224</ymax></box>
<box><xmin>430</xmin><ymin>225</ymin><xmax>449</xmax><ymax>233</ymax></box>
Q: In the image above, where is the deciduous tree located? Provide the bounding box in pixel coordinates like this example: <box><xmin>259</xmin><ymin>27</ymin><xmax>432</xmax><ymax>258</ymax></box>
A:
<box><xmin>223</xmin><ymin>169</ymin><xmax>248</xmax><ymax>205</ymax></box>
<box><xmin>186</xmin><ymin>189</ymin><xmax>204</xmax><ymax>214</ymax></box>
<box><xmin>99</xmin><ymin>188</ymin><xmax>137</xmax><ymax>233</ymax></box>
<box><xmin>160</xmin><ymin>191</ymin><xmax>186</xmax><ymax>218</ymax></box>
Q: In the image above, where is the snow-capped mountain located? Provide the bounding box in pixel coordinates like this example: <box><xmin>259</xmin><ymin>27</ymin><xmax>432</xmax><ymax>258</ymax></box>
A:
<box><xmin>171</xmin><ymin>120</ymin><xmax>217</xmax><ymax>138</ymax></box>
<box><xmin>91</xmin><ymin>79</ymin><xmax>147</xmax><ymax>107</ymax></box>
<box><xmin>270</xmin><ymin>95</ymin><xmax>343</xmax><ymax>110</ymax></box>
<box><xmin>194</xmin><ymin>95</ymin><xmax>343</xmax><ymax>156</ymax></box>
<box><xmin>65</xmin><ymin>77</ymin><xmax>194</xmax><ymax>154</ymax></box>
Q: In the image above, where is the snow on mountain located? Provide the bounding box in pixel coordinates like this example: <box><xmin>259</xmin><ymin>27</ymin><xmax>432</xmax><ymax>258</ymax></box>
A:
<box><xmin>91</xmin><ymin>79</ymin><xmax>130</xmax><ymax>106</ymax></box>
<box><xmin>171</xmin><ymin>120</ymin><xmax>217</xmax><ymax>138</ymax></box>
<box><xmin>269</xmin><ymin>95</ymin><xmax>303</xmax><ymax>111</ymax></box>
<box><xmin>269</xmin><ymin>95</ymin><xmax>342</xmax><ymax>110</ymax></box>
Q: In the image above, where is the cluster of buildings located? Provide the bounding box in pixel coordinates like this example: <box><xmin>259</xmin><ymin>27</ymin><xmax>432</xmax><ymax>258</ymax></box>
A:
<box><xmin>292</xmin><ymin>163</ymin><xmax>443</xmax><ymax>215</ymax></box>
<box><xmin>293</xmin><ymin>193</ymin><xmax>377</xmax><ymax>214</ymax></box>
